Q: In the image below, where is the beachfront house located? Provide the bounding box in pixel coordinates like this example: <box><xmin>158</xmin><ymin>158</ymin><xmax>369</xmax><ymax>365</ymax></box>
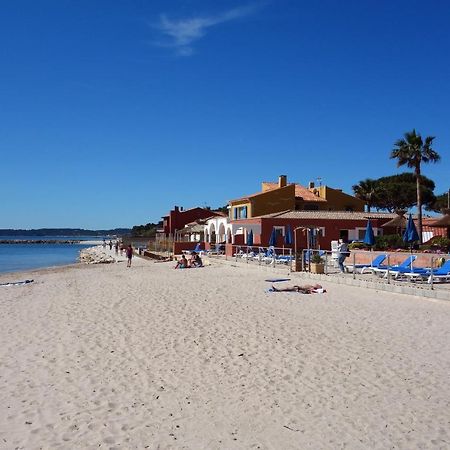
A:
<box><xmin>203</xmin><ymin>175</ymin><xmax>368</xmax><ymax>249</ymax></box>
<box><xmin>157</xmin><ymin>206</ymin><xmax>219</xmax><ymax>241</ymax></box>
<box><xmin>226</xmin><ymin>210</ymin><xmax>398</xmax><ymax>250</ymax></box>
<box><xmin>228</xmin><ymin>175</ymin><xmax>365</xmax><ymax>221</ymax></box>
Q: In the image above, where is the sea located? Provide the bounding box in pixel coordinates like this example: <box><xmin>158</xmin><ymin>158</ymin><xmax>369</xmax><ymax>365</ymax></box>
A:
<box><xmin>0</xmin><ymin>236</ymin><xmax>104</xmax><ymax>274</ymax></box>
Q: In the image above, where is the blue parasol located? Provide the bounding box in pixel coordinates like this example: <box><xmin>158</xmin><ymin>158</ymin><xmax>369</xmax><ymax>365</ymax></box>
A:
<box><xmin>403</xmin><ymin>213</ymin><xmax>419</xmax><ymax>270</ymax></box>
<box><xmin>285</xmin><ymin>224</ymin><xmax>293</xmax><ymax>245</ymax></box>
<box><xmin>269</xmin><ymin>228</ymin><xmax>277</xmax><ymax>247</ymax></box>
<box><xmin>363</xmin><ymin>219</ymin><xmax>375</xmax><ymax>247</ymax></box>
<box><xmin>246</xmin><ymin>229</ymin><xmax>253</xmax><ymax>246</ymax></box>
<box><xmin>403</xmin><ymin>214</ymin><xmax>419</xmax><ymax>244</ymax></box>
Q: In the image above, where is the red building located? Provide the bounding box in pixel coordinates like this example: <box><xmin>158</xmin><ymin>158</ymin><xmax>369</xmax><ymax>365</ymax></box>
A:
<box><xmin>228</xmin><ymin>210</ymin><xmax>399</xmax><ymax>252</ymax></box>
<box><xmin>158</xmin><ymin>206</ymin><xmax>222</xmax><ymax>239</ymax></box>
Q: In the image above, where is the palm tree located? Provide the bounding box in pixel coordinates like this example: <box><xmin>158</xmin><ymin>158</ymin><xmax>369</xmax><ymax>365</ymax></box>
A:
<box><xmin>352</xmin><ymin>178</ymin><xmax>379</xmax><ymax>212</ymax></box>
<box><xmin>390</xmin><ymin>130</ymin><xmax>440</xmax><ymax>243</ymax></box>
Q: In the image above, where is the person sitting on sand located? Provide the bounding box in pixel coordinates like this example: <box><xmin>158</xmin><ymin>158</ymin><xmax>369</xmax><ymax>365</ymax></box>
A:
<box><xmin>190</xmin><ymin>252</ymin><xmax>203</xmax><ymax>268</ymax></box>
<box><xmin>174</xmin><ymin>255</ymin><xmax>188</xmax><ymax>269</ymax></box>
<box><xmin>271</xmin><ymin>283</ymin><xmax>326</xmax><ymax>294</ymax></box>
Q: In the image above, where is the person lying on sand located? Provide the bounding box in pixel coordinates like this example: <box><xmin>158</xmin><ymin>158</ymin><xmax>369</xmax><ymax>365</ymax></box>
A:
<box><xmin>270</xmin><ymin>283</ymin><xmax>326</xmax><ymax>294</ymax></box>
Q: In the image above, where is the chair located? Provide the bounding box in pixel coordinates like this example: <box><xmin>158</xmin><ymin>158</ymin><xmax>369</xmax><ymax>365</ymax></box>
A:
<box><xmin>345</xmin><ymin>254</ymin><xmax>387</xmax><ymax>274</ymax></box>
<box><xmin>276</xmin><ymin>254</ymin><xmax>294</xmax><ymax>265</ymax></box>
<box><xmin>205</xmin><ymin>243</ymin><xmax>223</xmax><ymax>255</ymax></box>
<box><xmin>182</xmin><ymin>242</ymin><xmax>202</xmax><ymax>255</ymax></box>
<box><xmin>403</xmin><ymin>259</ymin><xmax>450</xmax><ymax>284</ymax></box>
<box><xmin>371</xmin><ymin>255</ymin><xmax>417</xmax><ymax>278</ymax></box>
<box><xmin>261</xmin><ymin>246</ymin><xmax>277</xmax><ymax>264</ymax></box>
<box><xmin>241</xmin><ymin>247</ymin><xmax>257</xmax><ymax>260</ymax></box>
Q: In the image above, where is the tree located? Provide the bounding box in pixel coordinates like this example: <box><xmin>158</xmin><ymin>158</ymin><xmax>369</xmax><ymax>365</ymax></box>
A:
<box><xmin>353</xmin><ymin>173</ymin><xmax>436</xmax><ymax>212</ymax></box>
<box><xmin>131</xmin><ymin>222</ymin><xmax>158</xmax><ymax>237</ymax></box>
<box><xmin>426</xmin><ymin>191</ymin><xmax>450</xmax><ymax>213</ymax></box>
<box><xmin>352</xmin><ymin>178</ymin><xmax>379</xmax><ymax>212</ymax></box>
<box><xmin>375</xmin><ymin>175</ymin><xmax>435</xmax><ymax>212</ymax></box>
<box><xmin>390</xmin><ymin>130</ymin><xmax>440</xmax><ymax>243</ymax></box>
<box><xmin>215</xmin><ymin>204</ymin><xmax>229</xmax><ymax>214</ymax></box>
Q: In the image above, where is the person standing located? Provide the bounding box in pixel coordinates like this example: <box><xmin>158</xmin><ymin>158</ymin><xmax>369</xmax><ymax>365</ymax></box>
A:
<box><xmin>126</xmin><ymin>245</ymin><xmax>133</xmax><ymax>267</ymax></box>
<box><xmin>337</xmin><ymin>238</ymin><xmax>349</xmax><ymax>273</ymax></box>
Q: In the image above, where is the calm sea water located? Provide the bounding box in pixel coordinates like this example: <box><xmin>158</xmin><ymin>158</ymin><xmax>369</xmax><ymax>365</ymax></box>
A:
<box><xmin>0</xmin><ymin>236</ymin><xmax>104</xmax><ymax>274</ymax></box>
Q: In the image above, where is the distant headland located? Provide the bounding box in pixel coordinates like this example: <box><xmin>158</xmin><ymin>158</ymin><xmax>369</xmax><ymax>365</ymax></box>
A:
<box><xmin>0</xmin><ymin>228</ymin><xmax>131</xmax><ymax>237</ymax></box>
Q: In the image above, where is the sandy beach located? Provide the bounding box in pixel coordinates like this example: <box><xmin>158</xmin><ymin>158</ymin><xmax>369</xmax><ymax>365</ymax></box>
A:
<box><xmin>1</xmin><ymin>253</ymin><xmax>450</xmax><ymax>449</ymax></box>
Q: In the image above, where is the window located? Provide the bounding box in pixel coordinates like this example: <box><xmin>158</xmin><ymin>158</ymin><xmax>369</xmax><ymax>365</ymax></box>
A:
<box><xmin>233</xmin><ymin>206</ymin><xmax>248</xmax><ymax>219</ymax></box>
<box><xmin>273</xmin><ymin>226</ymin><xmax>284</xmax><ymax>238</ymax></box>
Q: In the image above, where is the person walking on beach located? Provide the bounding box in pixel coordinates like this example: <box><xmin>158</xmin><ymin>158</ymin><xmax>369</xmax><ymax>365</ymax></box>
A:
<box><xmin>126</xmin><ymin>245</ymin><xmax>133</xmax><ymax>267</ymax></box>
<box><xmin>337</xmin><ymin>238</ymin><xmax>350</xmax><ymax>273</ymax></box>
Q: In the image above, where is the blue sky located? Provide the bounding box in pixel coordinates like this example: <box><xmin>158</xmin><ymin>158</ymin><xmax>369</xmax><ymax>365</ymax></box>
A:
<box><xmin>1</xmin><ymin>0</ymin><xmax>449</xmax><ymax>229</ymax></box>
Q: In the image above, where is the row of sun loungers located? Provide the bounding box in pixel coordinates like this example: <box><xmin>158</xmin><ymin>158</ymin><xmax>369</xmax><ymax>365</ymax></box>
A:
<box><xmin>234</xmin><ymin>246</ymin><xmax>295</xmax><ymax>265</ymax></box>
<box><xmin>232</xmin><ymin>246</ymin><xmax>450</xmax><ymax>284</ymax></box>
<box><xmin>347</xmin><ymin>254</ymin><xmax>450</xmax><ymax>284</ymax></box>
<box><xmin>234</xmin><ymin>247</ymin><xmax>328</xmax><ymax>265</ymax></box>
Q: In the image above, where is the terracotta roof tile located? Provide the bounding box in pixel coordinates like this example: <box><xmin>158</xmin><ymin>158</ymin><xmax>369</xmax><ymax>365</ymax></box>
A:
<box><xmin>256</xmin><ymin>210</ymin><xmax>398</xmax><ymax>220</ymax></box>
<box><xmin>230</xmin><ymin>184</ymin><xmax>295</xmax><ymax>203</ymax></box>
<box><xmin>263</xmin><ymin>182</ymin><xmax>327</xmax><ymax>202</ymax></box>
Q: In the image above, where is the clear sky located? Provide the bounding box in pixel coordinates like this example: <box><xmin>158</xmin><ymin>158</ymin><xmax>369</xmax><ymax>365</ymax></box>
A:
<box><xmin>1</xmin><ymin>0</ymin><xmax>449</xmax><ymax>229</ymax></box>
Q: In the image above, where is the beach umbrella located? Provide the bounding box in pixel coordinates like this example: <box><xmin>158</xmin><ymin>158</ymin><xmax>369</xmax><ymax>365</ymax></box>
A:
<box><xmin>246</xmin><ymin>229</ymin><xmax>253</xmax><ymax>246</ymax></box>
<box><xmin>268</xmin><ymin>228</ymin><xmax>277</xmax><ymax>247</ymax></box>
<box><xmin>403</xmin><ymin>214</ymin><xmax>419</xmax><ymax>270</ymax></box>
<box><xmin>403</xmin><ymin>214</ymin><xmax>420</xmax><ymax>244</ymax></box>
<box><xmin>284</xmin><ymin>224</ymin><xmax>293</xmax><ymax>246</ymax></box>
<box><xmin>363</xmin><ymin>219</ymin><xmax>375</xmax><ymax>247</ymax></box>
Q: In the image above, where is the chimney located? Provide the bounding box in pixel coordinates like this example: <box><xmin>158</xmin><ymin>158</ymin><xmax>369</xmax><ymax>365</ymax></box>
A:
<box><xmin>278</xmin><ymin>175</ymin><xmax>287</xmax><ymax>188</ymax></box>
<box><xmin>174</xmin><ymin>206</ymin><xmax>179</xmax><ymax>212</ymax></box>
<box><xmin>308</xmin><ymin>181</ymin><xmax>315</xmax><ymax>189</ymax></box>
<box><xmin>180</xmin><ymin>206</ymin><xmax>183</xmax><ymax>211</ymax></box>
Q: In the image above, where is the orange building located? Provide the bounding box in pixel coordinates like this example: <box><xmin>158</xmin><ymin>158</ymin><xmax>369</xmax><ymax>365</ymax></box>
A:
<box><xmin>228</xmin><ymin>175</ymin><xmax>365</xmax><ymax>220</ymax></box>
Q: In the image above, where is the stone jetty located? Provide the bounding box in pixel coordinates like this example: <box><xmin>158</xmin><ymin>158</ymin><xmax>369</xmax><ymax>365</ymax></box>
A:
<box><xmin>79</xmin><ymin>246</ymin><xmax>116</xmax><ymax>264</ymax></box>
<box><xmin>0</xmin><ymin>240</ymin><xmax>81</xmax><ymax>244</ymax></box>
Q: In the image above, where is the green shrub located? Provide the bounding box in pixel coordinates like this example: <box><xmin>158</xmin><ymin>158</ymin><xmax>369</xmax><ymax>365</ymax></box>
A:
<box><xmin>374</xmin><ymin>234</ymin><xmax>406</xmax><ymax>250</ymax></box>
<box><xmin>349</xmin><ymin>241</ymin><xmax>366</xmax><ymax>250</ymax></box>
<box><xmin>429</xmin><ymin>236</ymin><xmax>450</xmax><ymax>251</ymax></box>
<box><xmin>311</xmin><ymin>253</ymin><xmax>324</xmax><ymax>264</ymax></box>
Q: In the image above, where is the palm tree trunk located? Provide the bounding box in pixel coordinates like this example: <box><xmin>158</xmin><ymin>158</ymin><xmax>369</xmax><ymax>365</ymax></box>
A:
<box><xmin>416</xmin><ymin>167</ymin><xmax>423</xmax><ymax>244</ymax></box>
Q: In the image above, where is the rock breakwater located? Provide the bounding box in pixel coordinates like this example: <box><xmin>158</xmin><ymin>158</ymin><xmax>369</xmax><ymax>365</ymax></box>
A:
<box><xmin>79</xmin><ymin>247</ymin><xmax>116</xmax><ymax>264</ymax></box>
<box><xmin>0</xmin><ymin>240</ymin><xmax>81</xmax><ymax>244</ymax></box>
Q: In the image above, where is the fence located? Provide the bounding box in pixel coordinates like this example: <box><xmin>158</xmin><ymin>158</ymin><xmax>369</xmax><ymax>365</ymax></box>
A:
<box><xmin>341</xmin><ymin>250</ymin><xmax>450</xmax><ymax>291</ymax></box>
<box><xmin>211</xmin><ymin>245</ymin><xmax>450</xmax><ymax>294</ymax></box>
<box><xmin>130</xmin><ymin>238</ymin><xmax>174</xmax><ymax>257</ymax></box>
<box><xmin>218</xmin><ymin>245</ymin><xmax>294</xmax><ymax>272</ymax></box>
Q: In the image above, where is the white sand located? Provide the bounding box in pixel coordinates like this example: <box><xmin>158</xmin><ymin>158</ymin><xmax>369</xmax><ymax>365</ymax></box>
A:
<box><xmin>1</xmin><ymin>254</ymin><xmax>450</xmax><ymax>449</ymax></box>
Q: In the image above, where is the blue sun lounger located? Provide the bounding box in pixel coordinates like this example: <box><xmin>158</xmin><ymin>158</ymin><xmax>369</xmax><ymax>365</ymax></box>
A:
<box><xmin>403</xmin><ymin>259</ymin><xmax>450</xmax><ymax>283</ymax></box>
<box><xmin>371</xmin><ymin>255</ymin><xmax>417</xmax><ymax>278</ymax></box>
<box><xmin>345</xmin><ymin>254</ymin><xmax>387</xmax><ymax>274</ymax></box>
